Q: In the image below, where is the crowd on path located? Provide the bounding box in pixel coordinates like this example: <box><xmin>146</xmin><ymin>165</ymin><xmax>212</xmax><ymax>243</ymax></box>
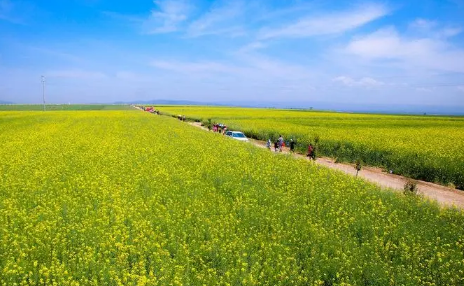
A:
<box><xmin>207</xmin><ymin>120</ymin><xmax>316</xmax><ymax>159</ymax></box>
<box><xmin>136</xmin><ymin>107</ymin><xmax>318</xmax><ymax>160</ymax></box>
<box><xmin>137</xmin><ymin>106</ymin><xmax>161</xmax><ymax>115</ymax></box>
<box><xmin>182</xmin><ymin>120</ymin><xmax>464</xmax><ymax>208</ymax></box>
<box><xmin>266</xmin><ymin>135</ymin><xmax>316</xmax><ymax>160</ymax></box>
<box><xmin>212</xmin><ymin>123</ymin><xmax>228</xmax><ymax>135</ymax></box>
<box><xmin>137</xmin><ymin>107</ymin><xmax>318</xmax><ymax>160</ymax></box>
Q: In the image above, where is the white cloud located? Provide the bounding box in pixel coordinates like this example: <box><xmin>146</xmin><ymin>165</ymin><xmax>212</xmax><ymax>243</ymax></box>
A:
<box><xmin>240</xmin><ymin>55</ymin><xmax>313</xmax><ymax>80</ymax></box>
<box><xmin>409</xmin><ymin>18</ymin><xmax>437</xmax><ymax>30</ymax></box>
<box><xmin>258</xmin><ymin>4</ymin><xmax>388</xmax><ymax>39</ymax></box>
<box><xmin>344</xmin><ymin>27</ymin><xmax>464</xmax><ymax>72</ymax></box>
<box><xmin>458</xmin><ymin>86</ymin><xmax>464</xmax><ymax>92</ymax></box>
<box><xmin>237</xmin><ymin>41</ymin><xmax>266</xmax><ymax>53</ymax></box>
<box><xmin>345</xmin><ymin>28</ymin><xmax>408</xmax><ymax>58</ymax></box>
<box><xmin>409</xmin><ymin>18</ymin><xmax>462</xmax><ymax>39</ymax></box>
<box><xmin>151</xmin><ymin>55</ymin><xmax>314</xmax><ymax>82</ymax></box>
<box><xmin>187</xmin><ymin>1</ymin><xmax>246</xmax><ymax>37</ymax></box>
<box><xmin>333</xmin><ymin>76</ymin><xmax>384</xmax><ymax>87</ymax></box>
<box><xmin>441</xmin><ymin>27</ymin><xmax>462</xmax><ymax>38</ymax></box>
<box><xmin>143</xmin><ymin>0</ymin><xmax>191</xmax><ymax>34</ymax></box>
<box><xmin>187</xmin><ymin>25</ymin><xmax>246</xmax><ymax>38</ymax></box>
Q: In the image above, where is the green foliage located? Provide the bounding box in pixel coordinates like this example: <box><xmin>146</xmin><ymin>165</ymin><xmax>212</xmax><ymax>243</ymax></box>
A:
<box><xmin>355</xmin><ymin>159</ymin><xmax>363</xmax><ymax>177</ymax></box>
<box><xmin>404</xmin><ymin>179</ymin><xmax>419</xmax><ymax>195</ymax></box>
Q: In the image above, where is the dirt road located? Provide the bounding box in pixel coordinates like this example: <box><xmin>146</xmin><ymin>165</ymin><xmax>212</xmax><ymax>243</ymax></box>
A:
<box><xmin>188</xmin><ymin>122</ymin><xmax>464</xmax><ymax>209</ymax></box>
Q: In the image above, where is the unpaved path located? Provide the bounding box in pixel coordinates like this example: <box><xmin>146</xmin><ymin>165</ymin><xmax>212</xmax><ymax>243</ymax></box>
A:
<box><xmin>188</xmin><ymin>122</ymin><xmax>464</xmax><ymax>209</ymax></box>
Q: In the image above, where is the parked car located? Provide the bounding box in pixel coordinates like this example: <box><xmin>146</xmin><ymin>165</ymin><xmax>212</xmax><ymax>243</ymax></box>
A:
<box><xmin>225</xmin><ymin>131</ymin><xmax>249</xmax><ymax>142</ymax></box>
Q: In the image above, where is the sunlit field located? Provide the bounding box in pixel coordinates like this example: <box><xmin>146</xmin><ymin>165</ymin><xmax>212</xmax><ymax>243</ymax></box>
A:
<box><xmin>1</xmin><ymin>110</ymin><xmax>463</xmax><ymax>285</ymax></box>
<box><xmin>157</xmin><ymin>106</ymin><xmax>464</xmax><ymax>190</ymax></box>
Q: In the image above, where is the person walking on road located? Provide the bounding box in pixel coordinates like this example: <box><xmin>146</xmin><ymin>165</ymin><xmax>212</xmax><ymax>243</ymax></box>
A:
<box><xmin>289</xmin><ymin>139</ymin><xmax>295</xmax><ymax>153</ymax></box>
<box><xmin>266</xmin><ymin>139</ymin><xmax>271</xmax><ymax>150</ymax></box>
<box><xmin>307</xmin><ymin>143</ymin><xmax>315</xmax><ymax>160</ymax></box>
<box><xmin>274</xmin><ymin>140</ymin><xmax>279</xmax><ymax>152</ymax></box>
<box><xmin>278</xmin><ymin>135</ymin><xmax>284</xmax><ymax>152</ymax></box>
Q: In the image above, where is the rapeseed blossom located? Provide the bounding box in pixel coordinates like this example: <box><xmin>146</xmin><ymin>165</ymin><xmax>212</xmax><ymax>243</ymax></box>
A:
<box><xmin>158</xmin><ymin>106</ymin><xmax>464</xmax><ymax>189</ymax></box>
<box><xmin>0</xmin><ymin>110</ymin><xmax>463</xmax><ymax>285</ymax></box>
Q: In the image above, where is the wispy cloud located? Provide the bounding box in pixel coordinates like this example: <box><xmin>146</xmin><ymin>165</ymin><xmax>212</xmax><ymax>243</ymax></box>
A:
<box><xmin>151</xmin><ymin>54</ymin><xmax>314</xmax><ymax>82</ymax></box>
<box><xmin>258</xmin><ymin>4</ymin><xmax>388</xmax><ymax>39</ymax></box>
<box><xmin>237</xmin><ymin>41</ymin><xmax>266</xmax><ymax>53</ymax></box>
<box><xmin>441</xmin><ymin>27</ymin><xmax>463</xmax><ymax>38</ymax></box>
<box><xmin>239</xmin><ymin>54</ymin><xmax>313</xmax><ymax>80</ymax></box>
<box><xmin>409</xmin><ymin>18</ymin><xmax>437</xmax><ymax>30</ymax></box>
<box><xmin>186</xmin><ymin>1</ymin><xmax>246</xmax><ymax>37</ymax></box>
<box><xmin>333</xmin><ymin>76</ymin><xmax>384</xmax><ymax>87</ymax></box>
<box><xmin>344</xmin><ymin>27</ymin><xmax>464</xmax><ymax>72</ymax></box>
<box><xmin>143</xmin><ymin>0</ymin><xmax>191</xmax><ymax>34</ymax></box>
<box><xmin>408</xmin><ymin>18</ymin><xmax>462</xmax><ymax>38</ymax></box>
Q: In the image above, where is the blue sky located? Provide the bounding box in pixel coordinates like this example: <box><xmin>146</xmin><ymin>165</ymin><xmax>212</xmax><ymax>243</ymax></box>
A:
<box><xmin>1</xmin><ymin>0</ymin><xmax>464</xmax><ymax>108</ymax></box>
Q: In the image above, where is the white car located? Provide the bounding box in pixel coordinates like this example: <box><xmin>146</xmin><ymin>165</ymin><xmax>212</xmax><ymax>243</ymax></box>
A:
<box><xmin>225</xmin><ymin>131</ymin><xmax>249</xmax><ymax>142</ymax></box>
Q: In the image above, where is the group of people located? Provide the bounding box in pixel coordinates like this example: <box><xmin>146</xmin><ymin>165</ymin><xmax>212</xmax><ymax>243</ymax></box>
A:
<box><xmin>266</xmin><ymin>135</ymin><xmax>315</xmax><ymax>160</ymax></box>
<box><xmin>212</xmin><ymin>123</ymin><xmax>227</xmax><ymax>134</ymax></box>
<box><xmin>266</xmin><ymin>135</ymin><xmax>286</xmax><ymax>153</ymax></box>
<box><xmin>177</xmin><ymin>115</ymin><xmax>186</xmax><ymax>121</ymax></box>
<box><xmin>138</xmin><ymin>106</ymin><xmax>160</xmax><ymax>115</ymax></box>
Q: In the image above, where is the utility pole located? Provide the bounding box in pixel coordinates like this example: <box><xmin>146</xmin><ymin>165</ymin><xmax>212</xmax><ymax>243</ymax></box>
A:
<box><xmin>41</xmin><ymin>75</ymin><xmax>46</xmax><ymax>111</ymax></box>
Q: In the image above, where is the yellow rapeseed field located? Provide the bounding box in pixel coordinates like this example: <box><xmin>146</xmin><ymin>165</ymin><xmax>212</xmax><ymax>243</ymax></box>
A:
<box><xmin>0</xmin><ymin>110</ymin><xmax>463</xmax><ymax>285</ymax></box>
<box><xmin>157</xmin><ymin>106</ymin><xmax>464</xmax><ymax>189</ymax></box>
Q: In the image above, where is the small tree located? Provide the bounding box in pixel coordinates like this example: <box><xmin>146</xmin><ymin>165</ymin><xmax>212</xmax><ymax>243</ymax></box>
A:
<box><xmin>207</xmin><ymin>118</ymin><xmax>212</xmax><ymax>131</ymax></box>
<box><xmin>404</xmin><ymin>179</ymin><xmax>418</xmax><ymax>195</ymax></box>
<box><xmin>355</xmin><ymin>159</ymin><xmax>362</xmax><ymax>177</ymax></box>
<box><xmin>311</xmin><ymin>145</ymin><xmax>317</xmax><ymax>160</ymax></box>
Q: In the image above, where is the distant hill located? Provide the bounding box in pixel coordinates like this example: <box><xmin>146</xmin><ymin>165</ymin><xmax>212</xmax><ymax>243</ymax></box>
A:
<box><xmin>0</xmin><ymin>100</ymin><xmax>14</xmax><ymax>104</ymax></box>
